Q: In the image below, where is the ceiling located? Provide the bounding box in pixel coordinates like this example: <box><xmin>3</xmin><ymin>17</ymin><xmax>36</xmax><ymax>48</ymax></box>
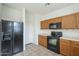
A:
<box><xmin>3</xmin><ymin>3</ymin><xmax>75</xmax><ymax>15</ymax></box>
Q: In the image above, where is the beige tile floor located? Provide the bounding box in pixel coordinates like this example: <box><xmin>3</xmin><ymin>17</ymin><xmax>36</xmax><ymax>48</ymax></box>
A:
<box><xmin>14</xmin><ymin>43</ymin><xmax>61</xmax><ymax>56</ymax></box>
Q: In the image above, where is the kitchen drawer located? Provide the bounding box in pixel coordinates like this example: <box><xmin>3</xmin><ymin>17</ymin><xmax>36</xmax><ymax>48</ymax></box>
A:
<box><xmin>71</xmin><ymin>41</ymin><xmax>79</xmax><ymax>47</ymax></box>
<box><xmin>42</xmin><ymin>36</ymin><xmax>47</xmax><ymax>39</ymax></box>
<box><xmin>60</xmin><ymin>39</ymin><xmax>70</xmax><ymax>45</ymax></box>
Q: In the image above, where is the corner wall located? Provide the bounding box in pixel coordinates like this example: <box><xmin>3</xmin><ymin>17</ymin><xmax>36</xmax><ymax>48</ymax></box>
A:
<box><xmin>25</xmin><ymin>12</ymin><xmax>34</xmax><ymax>44</ymax></box>
<box><xmin>25</xmin><ymin>11</ymin><xmax>41</xmax><ymax>45</ymax></box>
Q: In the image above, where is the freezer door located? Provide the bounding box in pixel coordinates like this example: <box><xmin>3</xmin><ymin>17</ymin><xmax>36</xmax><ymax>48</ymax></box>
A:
<box><xmin>1</xmin><ymin>20</ymin><xmax>13</xmax><ymax>56</ymax></box>
<box><xmin>0</xmin><ymin>32</ymin><xmax>3</xmax><ymax>56</ymax></box>
<box><xmin>2</xmin><ymin>20</ymin><xmax>13</xmax><ymax>33</ymax></box>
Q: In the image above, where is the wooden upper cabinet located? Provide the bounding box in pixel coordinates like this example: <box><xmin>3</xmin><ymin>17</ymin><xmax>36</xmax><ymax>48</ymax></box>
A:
<box><xmin>41</xmin><ymin>21</ymin><xmax>45</xmax><ymax>29</ymax></box>
<box><xmin>48</xmin><ymin>17</ymin><xmax>62</xmax><ymax>24</ymax></box>
<box><xmin>76</xmin><ymin>13</ymin><xmax>79</xmax><ymax>28</ymax></box>
<box><xmin>48</xmin><ymin>18</ymin><xmax>55</xmax><ymax>24</ymax></box>
<box><xmin>40</xmin><ymin>12</ymin><xmax>79</xmax><ymax>29</ymax></box>
<box><xmin>41</xmin><ymin>17</ymin><xmax>62</xmax><ymax>29</ymax></box>
<box><xmin>62</xmin><ymin>14</ymin><xmax>77</xmax><ymax>29</ymax></box>
<box><xmin>53</xmin><ymin>17</ymin><xmax>62</xmax><ymax>23</ymax></box>
<box><xmin>41</xmin><ymin>20</ymin><xmax>48</xmax><ymax>29</ymax></box>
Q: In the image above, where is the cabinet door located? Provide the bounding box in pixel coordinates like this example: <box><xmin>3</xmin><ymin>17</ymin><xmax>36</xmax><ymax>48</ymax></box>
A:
<box><xmin>54</xmin><ymin>17</ymin><xmax>62</xmax><ymax>23</ymax></box>
<box><xmin>48</xmin><ymin>18</ymin><xmax>55</xmax><ymax>24</ymax></box>
<box><xmin>38</xmin><ymin>35</ymin><xmax>47</xmax><ymax>48</ymax></box>
<box><xmin>41</xmin><ymin>20</ymin><xmax>48</xmax><ymax>29</ymax></box>
<box><xmin>73</xmin><ymin>46</ymin><xmax>79</xmax><ymax>56</ymax></box>
<box><xmin>62</xmin><ymin>14</ymin><xmax>77</xmax><ymax>29</ymax></box>
<box><xmin>60</xmin><ymin>44</ymin><xmax>70</xmax><ymax>56</ymax></box>
<box><xmin>38</xmin><ymin>35</ymin><xmax>43</xmax><ymax>45</ymax></box>
<box><xmin>71</xmin><ymin>45</ymin><xmax>79</xmax><ymax>56</ymax></box>
<box><xmin>60</xmin><ymin>39</ymin><xmax>71</xmax><ymax>56</ymax></box>
<box><xmin>76</xmin><ymin>13</ymin><xmax>79</xmax><ymax>28</ymax></box>
<box><xmin>42</xmin><ymin>36</ymin><xmax>47</xmax><ymax>48</ymax></box>
<box><xmin>71</xmin><ymin>41</ymin><xmax>79</xmax><ymax>56</ymax></box>
<box><xmin>41</xmin><ymin>21</ymin><xmax>44</xmax><ymax>29</ymax></box>
<box><xmin>60</xmin><ymin>44</ymin><xmax>66</xmax><ymax>55</ymax></box>
<box><xmin>48</xmin><ymin>17</ymin><xmax>62</xmax><ymax>24</ymax></box>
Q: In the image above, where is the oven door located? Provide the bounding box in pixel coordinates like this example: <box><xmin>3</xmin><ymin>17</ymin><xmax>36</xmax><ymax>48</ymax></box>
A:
<box><xmin>47</xmin><ymin>37</ymin><xmax>60</xmax><ymax>53</ymax></box>
<box><xmin>48</xmin><ymin>38</ymin><xmax>58</xmax><ymax>47</ymax></box>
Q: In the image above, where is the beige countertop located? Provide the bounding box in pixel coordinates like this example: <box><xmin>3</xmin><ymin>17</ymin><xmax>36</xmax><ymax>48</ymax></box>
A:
<box><xmin>39</xmin><ymin>34</ymin><xmax>79</xmax><ymax>41</ymax></box>
<box><xmin>39</xmin><ymin>34</ymin><xmax>50</xmax><ymax>36</ymax></box>
<box><xmin>60</xmin><ymin>37</ymin><xmax>79</xmax><ymax>41</ymax></box>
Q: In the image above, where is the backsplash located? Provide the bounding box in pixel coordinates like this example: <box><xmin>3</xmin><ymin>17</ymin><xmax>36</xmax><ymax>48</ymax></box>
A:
<box><xmin>40</xmin><ymin>29</ymin><xmax>79</xmax><ymax>38</ymax></box>
<box><xmin>62</xmin><ymin>29</ymin><xmax>79</xmax><ymax>38</ymax></box>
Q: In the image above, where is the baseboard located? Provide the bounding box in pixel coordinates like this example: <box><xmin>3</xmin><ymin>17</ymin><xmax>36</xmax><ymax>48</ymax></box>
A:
<box><xmin>25</xmin><ymin>43</ymin><xmax>33</xmax><ymax>45</ymax></box>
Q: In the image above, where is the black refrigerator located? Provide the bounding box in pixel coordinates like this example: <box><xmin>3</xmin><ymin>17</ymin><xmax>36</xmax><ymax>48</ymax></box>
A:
<box><xmin>1</xmin><ymin>20</ymin><xmax>23</xmax><ymax>56</ymax></box>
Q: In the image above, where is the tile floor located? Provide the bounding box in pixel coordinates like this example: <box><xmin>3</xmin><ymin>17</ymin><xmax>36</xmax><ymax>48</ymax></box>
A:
<box><xmin>14</xmin><ymin>43</ymin><xmax>61</xmax><ymax>56</ymax></box>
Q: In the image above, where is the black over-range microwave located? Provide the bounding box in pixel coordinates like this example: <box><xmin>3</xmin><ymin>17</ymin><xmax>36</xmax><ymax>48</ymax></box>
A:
<box><xmin>49</xmin><ymin>22</ymin><xmax>61</xmax><ymax>29</ymax></box>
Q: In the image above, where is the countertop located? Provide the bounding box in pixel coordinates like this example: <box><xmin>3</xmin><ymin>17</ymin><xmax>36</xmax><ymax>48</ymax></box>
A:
<box><xmin>60</xmin><ymin>37</ymin><xmax>79</xmax><ymax>41</ymax></box>
<box><xmin>39</xmin><ymin>34</ymin><xmax>50</xmax><ymax>36</ymax></box>
<box><xmin>39</xmin><ymin>34</ymin><xmax>79</xmax><ymax>41</ymax></box>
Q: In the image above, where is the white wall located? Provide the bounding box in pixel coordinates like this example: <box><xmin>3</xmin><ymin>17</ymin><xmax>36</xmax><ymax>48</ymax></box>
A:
<box><xmin>1</xmin><ymin>5</ymin><xmax>23</xmax><ymax>22</ymax></box>
<box><xmin>0</xmin><ymin>4</ymin><xmax>2</xmax><ymax>20</ymax></box>
<box><xmin>22</xmin><ymin>8</ymin><xmax>26</xmax><ymax>50</ymax></box>
<box><xmin>25</xmin><ymin>12</ymin><xmax>34</xmax><ymax>44</ymax></box>
<box><xmin>33</xmin><ymin>14</ymin><xmax>41</xmax><ymax>45</ymax></box>
<box><xmin>25</xmin><ymin>11</ymin><xmax>41</xmax><ymax>45</ymax></box>
<box><xmin>40</xmin><ymin>4</ymin><xmax>79</xmax><ymax>38</ymax></box>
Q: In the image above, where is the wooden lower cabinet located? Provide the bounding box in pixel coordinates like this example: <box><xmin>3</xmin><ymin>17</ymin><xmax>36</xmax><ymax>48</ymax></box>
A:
<box><xmin>70</xmin><ymin>41</ymin><xmax>79</xmax><ymax>56</ymax></box>
<box><xmin>38</xmin><ymin>35</ymin><xmax>47</xmax><ymax>48</ymax></box>
<box><xmin>60</xmin><ymin>44</ymin><xmax>71</xmax><ymax>56</ymax></box>
<box><xmin>70</xmin><ymin>45</ymin><xmax>79</xmax><ymax>56</ymax></box>
<box><xmin>60</xmin><ymin>38</ymin><xmax>79</xmax><ymax>56</ymax></box>
<box><xmin>60</xmin><ymin>39</ymin><xmax>71</xmax><ymax>56</ymax></box>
